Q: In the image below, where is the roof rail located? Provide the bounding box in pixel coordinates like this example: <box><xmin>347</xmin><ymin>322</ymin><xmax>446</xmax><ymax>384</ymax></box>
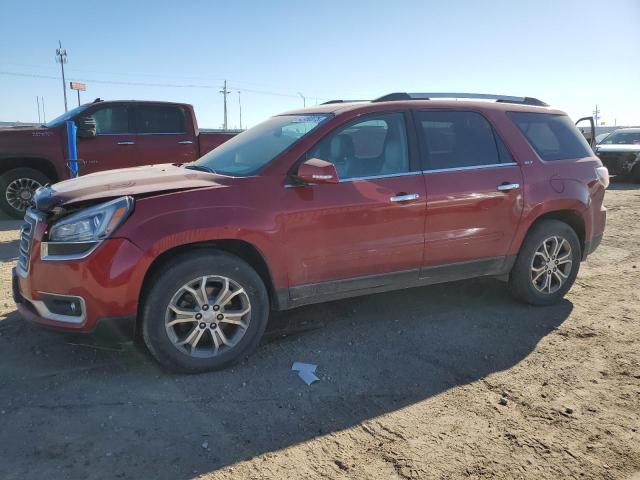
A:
<box><xmin>321</xmin><ymin>99</ymin><xmax>368</xmax><ymax>105</ymax></box>
<box><xmin>372</xmin><ymin>92</ymin><xmax>548</xmax><ymax>107</ymax></box>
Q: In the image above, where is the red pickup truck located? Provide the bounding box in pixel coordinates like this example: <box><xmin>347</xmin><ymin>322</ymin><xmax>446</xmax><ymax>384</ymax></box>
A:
<box><xmin>0</xmin><ymin>99</ymin><xmax>239</xmax><ymax>217</ymax></box>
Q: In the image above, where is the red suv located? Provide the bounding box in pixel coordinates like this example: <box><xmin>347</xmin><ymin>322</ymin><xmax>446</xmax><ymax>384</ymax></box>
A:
<box><xmin>13</xmin><ymin>93</ymin><xmax>608</xmax><ymax>373</ymax></box>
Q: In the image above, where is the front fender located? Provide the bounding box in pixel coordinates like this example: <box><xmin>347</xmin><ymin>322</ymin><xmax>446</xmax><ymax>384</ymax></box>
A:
<box><xmin>116</xmin><ymin>191</ymin><xmax>287</xmax><ymax>290</ymax></box>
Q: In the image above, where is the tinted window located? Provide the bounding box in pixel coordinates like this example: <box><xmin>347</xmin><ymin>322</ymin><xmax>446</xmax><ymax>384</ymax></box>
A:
<box><xmin>309</xmin><ymin>113</ymin><xmax>409</xmax><ymax>179</ymax></box>
<box><xmin>92</xmin><ymin>106</ymin><xmax>129</xmax><ymax>134</ymax></box>
<box><xmin>416</xmin><ymin>111</ymin><xmax>501</xmax><ymax>170</ymax></box>
<box><xmin>136</xmin><ymin>106</ymin><xmax>186</xmax><ymax>134</ymax></box>
<box><xmin>508</xmin><ymin>112</ymin><xmax>592</xmax><ymax>160</ymax></box>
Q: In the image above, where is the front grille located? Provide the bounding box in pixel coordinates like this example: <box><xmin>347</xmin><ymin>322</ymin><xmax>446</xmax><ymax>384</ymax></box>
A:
<box><xmin>17</xmin><ymin>212</ymin><xmax>37</xmax><ymax>276</ymax></box>
<box><xmin>597</xmin><ymin>152</ymin><xmax>637</xmax><ymax>175</ymax></box>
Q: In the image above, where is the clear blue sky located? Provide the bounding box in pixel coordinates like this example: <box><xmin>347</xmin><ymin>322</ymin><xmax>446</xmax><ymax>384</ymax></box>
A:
<box><xmin>1</xmin><ymin>0</ymin><xmax>639</xmax><ymax>128</ymax></box>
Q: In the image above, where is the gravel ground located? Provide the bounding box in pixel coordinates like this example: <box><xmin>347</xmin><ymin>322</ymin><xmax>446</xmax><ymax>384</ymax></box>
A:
<box><xmin>0</xmin><ymin>180</ymin><xmax>638</xmax><ymax>480</ymax></box>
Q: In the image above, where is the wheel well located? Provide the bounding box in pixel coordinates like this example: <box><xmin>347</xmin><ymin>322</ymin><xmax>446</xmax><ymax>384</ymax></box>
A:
<box><xmin>0</xmin><ymin>157</ymin><xmax>59</xmax><ymax>183</ymax></box>
<box><xmin>137</xmin><ymin>240</ymin><xmax>278</xmax><ymax>332</ymax></box>
<box><xmin>529</xmin><ymin>210</ymin><xmax>585</xmax><ymax>253</ymax></box>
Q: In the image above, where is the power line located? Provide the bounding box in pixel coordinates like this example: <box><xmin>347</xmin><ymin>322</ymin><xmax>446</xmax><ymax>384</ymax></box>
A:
<box><xmin>0</xmin><ymin>70</ymin><xmax>334</xmax><ymax>101</ymax></box>
<box><xmin>1</xmin><ymin>61</ymin><xmax>351</xmax><ymax>98</ymax></box>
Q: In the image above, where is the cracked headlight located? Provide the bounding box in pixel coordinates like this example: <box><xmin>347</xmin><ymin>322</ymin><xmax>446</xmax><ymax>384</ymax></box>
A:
<box><xmin>49</xmin><ymin>196</ymin><xmax>134</xmax><ymax>243</ymax></box>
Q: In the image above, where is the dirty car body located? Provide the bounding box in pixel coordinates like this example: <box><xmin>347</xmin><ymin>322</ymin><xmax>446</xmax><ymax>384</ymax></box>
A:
<box><xmin>13</xmin><ymin>92</ymin><xmax>609</xmax><ymax>372</ymax></box>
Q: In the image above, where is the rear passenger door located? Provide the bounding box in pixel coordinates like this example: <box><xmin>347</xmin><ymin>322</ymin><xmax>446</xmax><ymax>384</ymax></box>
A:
<box><xmin>415</xmin><ymin>110</ymin><xmax>523</xmax><ymax>274</ymax></box>
<box><xmin>133</xmin><ymin>104</ymin><xmax>198</xmax><ymax>165</ymax></box>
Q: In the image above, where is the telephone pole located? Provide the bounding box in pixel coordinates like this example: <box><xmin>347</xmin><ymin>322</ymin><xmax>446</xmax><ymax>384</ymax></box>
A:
<box><xmin>238</xmin><ymin>91</ymin><xmax>243</xmax><ymax>130</ymax></box>
<box><xmin>55</xmin><ymin>41</ymin><xmax>68</xmax><ymax>112</ymax></box>
<box><xmin>220</xmin><ymin>80</ymin><xmax>230</xmax><ymax>130</ymax></box>
<box><xmin>593</xmin><ymin>104</ymin><xmax>600</xmax><ymax>126</ymax></box>
<box><xmin>298</xmin><ymin>92</ymin><xmax>306</xmax><ymax>107</ymax></box>
<box><xmin>36</xmin><ymin>97</ymin><xmax>41</xmax><ymax>123</ymax></box>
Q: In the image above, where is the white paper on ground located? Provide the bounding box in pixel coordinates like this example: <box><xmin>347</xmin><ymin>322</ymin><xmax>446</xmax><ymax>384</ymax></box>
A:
<box><xmin>291</xmin><ymin>362</ymin><xmax>317</xmax><ymax>373</ymax></box>
<box><xmin>297</xmin><ymin>369</ymin><xmax>320</xmax><ymax>385</ymax></box>
<box><xmin>291</xmin><ymin>362</ymin><xmax>319</xmax><ymax>385</ymax></box>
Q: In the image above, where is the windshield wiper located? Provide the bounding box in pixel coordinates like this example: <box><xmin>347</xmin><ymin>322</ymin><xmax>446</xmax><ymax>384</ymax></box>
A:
<box><xmin>184</xmin><ymin>164</ymin><xmax>216</xmax><ymax>174</ymax></box>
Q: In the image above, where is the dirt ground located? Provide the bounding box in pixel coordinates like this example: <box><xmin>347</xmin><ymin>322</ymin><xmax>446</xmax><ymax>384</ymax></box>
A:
<box><xmin>0</xmin><ymin>180</ymin><xmax>638</xmax><ymax>480</ymax></box>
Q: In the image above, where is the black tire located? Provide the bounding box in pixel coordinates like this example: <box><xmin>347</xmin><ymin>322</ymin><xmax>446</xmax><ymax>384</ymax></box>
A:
<box><xmin>141</xmin><ymin>250</ymin><xmax>269</xmax><ymax>373</ymax></box>
<box><xmin>0</xmin><ymin>167</ymin><xmax>50</xmax><ymax>218</ymax></box>
<box><xmin>508</xmin><ymin>220</ymin><xmax>581</xmax><ymax>306</ymax></box>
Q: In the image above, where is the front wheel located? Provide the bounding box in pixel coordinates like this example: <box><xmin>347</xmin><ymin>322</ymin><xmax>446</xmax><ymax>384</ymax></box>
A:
<box><xmin>508</xmin><ymin>220</ymin><xmax>581</xmax><ymax>305</ymax></box>
<box><xmin>141</xmin><ymin>250</ymin><xmax>269</xmax><ymax>373</ymax></box>
<box><xmin>0</xmin><ymin>168</ymin><xmax>50</xmax><ymax>218</ymax></box>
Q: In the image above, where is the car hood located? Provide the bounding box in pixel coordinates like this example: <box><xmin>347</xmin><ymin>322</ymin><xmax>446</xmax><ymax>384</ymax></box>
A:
<box><xmin>33</xmin><ymin>163</ymin><xmax>224</xmax><ymax>211</ymax></box>
<box><xmin>595</xmin><ymin>144</ymin><xmax>640</xmax><ymax>153</ymax></box>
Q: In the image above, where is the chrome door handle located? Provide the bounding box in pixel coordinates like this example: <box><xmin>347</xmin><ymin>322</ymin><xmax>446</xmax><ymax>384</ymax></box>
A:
<box><xmin>117</xmin><ymin>141</ymin><xmax>135</xmax><ymax>145</ymax></box>
<box><xmin>390</xmin><ymin>193</ymin><xmax>420</xmax><ymax>202</ymax></box>
<box><xmin>497</xmin><ymin>183</ymin><xmax>520</xmax><ymax>191</ymax></box>
<box><xmin>177</xmin><ymin>140</ymin><xmax>194</xmax><ymax>144</ymax></box>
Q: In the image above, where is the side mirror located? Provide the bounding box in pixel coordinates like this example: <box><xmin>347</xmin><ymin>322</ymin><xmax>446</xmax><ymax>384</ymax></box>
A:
<box><xmin>75</xmin><ymin>115</ymin><xmax>97</xmax><ymax>139</ymax></box>
<box><xmin>296</xmin><ymin>158</ymin><xmax>339</xmax><ymax>184</ymax></box>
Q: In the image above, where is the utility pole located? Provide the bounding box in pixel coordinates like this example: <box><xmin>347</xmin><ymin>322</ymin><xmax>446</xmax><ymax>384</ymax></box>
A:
<box><xmin>41</xmin><ymin>97</ymin><xmax>46</xmax><ymax>122</ymax></box>
<box><xmin>55</xmin><ymin>41</ymin><xmax>69</xmax><ymax>112</ymax></box>
<box><xmin>593</xmin><ymin>104</ymin><xmax>600</xmax><ymax>127</ymax></box>
<box><xmin>36</xmin><ymin>97</ymin><xmax>41</xmax><ymax>123</ymax></box>
<box><xmin>298</xmin><ymin>92</ymin><xmax>306</xmax><ymax>107</ymax></box>
<box><xmin>220</xmin><ymin>80</ymin><xmax>230</xmax><ymax>130</ymax></box>
<box><xmin>238</xmin><ymin>91</ymin><xmax>242</xmax><ymax>130</ymax></box>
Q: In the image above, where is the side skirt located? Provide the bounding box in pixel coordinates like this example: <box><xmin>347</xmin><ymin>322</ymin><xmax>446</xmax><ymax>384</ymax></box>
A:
<box><xmin>278</xmin><ymin>256</ymin><xmax>516</xmax><ymax>310</ymax></box>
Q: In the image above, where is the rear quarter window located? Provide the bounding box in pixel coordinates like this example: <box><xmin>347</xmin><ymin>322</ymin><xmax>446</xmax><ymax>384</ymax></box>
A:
<box><xmin>508</xmin><ymin>112</ymin><xmax>592</xmax><ymax>161</ymax></box>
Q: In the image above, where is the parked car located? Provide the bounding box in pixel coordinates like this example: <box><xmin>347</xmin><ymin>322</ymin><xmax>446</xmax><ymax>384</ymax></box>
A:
<box><xmin>13</xmin><ymin>92</ymin><xmax>608</xmax><ymax>373</ymax></box>
<box><xmin>0</xmin><ymin>99</ymin><xmax>239</xmax><ymax>218</ymax></box>
<box><xmin>594</xmin><ymin>128</ymin><xmax>640</xmax><ymax>182</ymax></box>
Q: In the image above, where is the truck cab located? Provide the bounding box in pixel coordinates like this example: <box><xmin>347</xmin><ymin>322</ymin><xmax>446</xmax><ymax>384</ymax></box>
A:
<box><xmin>0</xmin><ymin>99</ymin><xmax>238</xmax><ymax>218</ymax></box>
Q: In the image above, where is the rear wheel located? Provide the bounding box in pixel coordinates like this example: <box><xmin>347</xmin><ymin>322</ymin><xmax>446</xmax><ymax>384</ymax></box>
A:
<box><xmin>141</xmin><ymin>250</ymin><xmax>269</xmax><ymax>373</ymax></box>
<box><xmin>508</xmin><ymin>220</ymin><xmax>581</xmax><ymax>305</ymax></box>
<box><xmin>0</xmin><ymin>168</ymin><xmax>50</xmax><ymax>218</ymax></box>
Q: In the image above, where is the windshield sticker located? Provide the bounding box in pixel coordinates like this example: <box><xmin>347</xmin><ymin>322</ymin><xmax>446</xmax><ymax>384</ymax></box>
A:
<box><xmin>292</xmin><ymin>115</ymin><xmax>327</xmax><ymax>124</ymax></box>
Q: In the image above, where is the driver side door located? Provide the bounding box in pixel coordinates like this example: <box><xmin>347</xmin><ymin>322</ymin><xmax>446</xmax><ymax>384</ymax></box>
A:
<box><xmin>281</xmin><ymin>112</ymin><xmax>427</xmax><ymax>305</ymax></box>
<box><xmin>77</xmin><ymin>104</ymin><xmax>139</xmax><ymax>175</ymax></box>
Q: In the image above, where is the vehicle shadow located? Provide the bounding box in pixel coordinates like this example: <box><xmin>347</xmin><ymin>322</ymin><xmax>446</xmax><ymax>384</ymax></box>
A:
<box><xmin>608</xmin><ymin>176</ymin><xmax>640</xmax><ymax>190</ymax></box>
<box><xmin>0</xmin><ymin>218</ymin><xmax>23</xmax><ymax>232</ymax></box>
<box><xmin>0</xmin><ymin>277</ymin><xmax>572</xmax><ymax>479</ymax></box>
<box><xmin>0</xmin><ymin>238</ymin><xmax>19</xmax><ymax>262</ymax></box>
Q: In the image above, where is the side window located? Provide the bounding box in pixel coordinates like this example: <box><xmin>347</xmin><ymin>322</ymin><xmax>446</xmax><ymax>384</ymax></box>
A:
<box><xmin>507</xmin><ymin>112</ymin><xmax>592</xmax><ymax>161</ymax></box>
<box><xmin>135</xmin><ymin>106</ymin><xmax>186</xmax><ymax>134</ymax></box>
<box><xmin>308</xmin><ymin>113</ymin><xmax>409</xmax><ymax>179</ymax></box>
<box><xmin>416</xmin><ymin>111</ymin><xmax>501</xmax><ymax>170</ymax></box>
<box><xmin>92</xmin><ymin>106</ymin><xmax>130</xmax><ymax>134</ymax></box>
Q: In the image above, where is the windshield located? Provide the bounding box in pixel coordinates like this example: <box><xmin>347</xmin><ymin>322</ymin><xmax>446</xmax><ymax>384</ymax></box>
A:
<box><xmin>44</xmin><ymin>105</ymin><xmax>89</xmax><ymax>128</ymax></box>
<box><xmin>194</xmin><ymin>114</ymin><xmax>330</xmax><ymax>176</ymax></box>
<box><xmin>599</xmin><ymin>130</ymin><xmax>640</xmax><ymax>145</ymax></box>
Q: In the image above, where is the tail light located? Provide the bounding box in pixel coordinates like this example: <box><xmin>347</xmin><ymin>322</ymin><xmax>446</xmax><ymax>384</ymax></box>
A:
<box><xmin>595</xmin><ymin>166</ymin><xmax>609</xmax><ymax>189</ymax></box>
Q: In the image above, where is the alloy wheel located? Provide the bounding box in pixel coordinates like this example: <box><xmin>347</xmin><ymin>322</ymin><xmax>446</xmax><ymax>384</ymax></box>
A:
<box><xmin>165</xmin><ymin>275</ymin><xmax>251</xmax><ymax>358</ymax></box>
<box><xmin>5</xmin><ymin>178</ymin><xmax>42</xmax><ymax>212</ymax></box>
<box><xmin>530</xmin><ymin>235</ymin><xmax>573</xmax><ymax>294</ymax></box>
